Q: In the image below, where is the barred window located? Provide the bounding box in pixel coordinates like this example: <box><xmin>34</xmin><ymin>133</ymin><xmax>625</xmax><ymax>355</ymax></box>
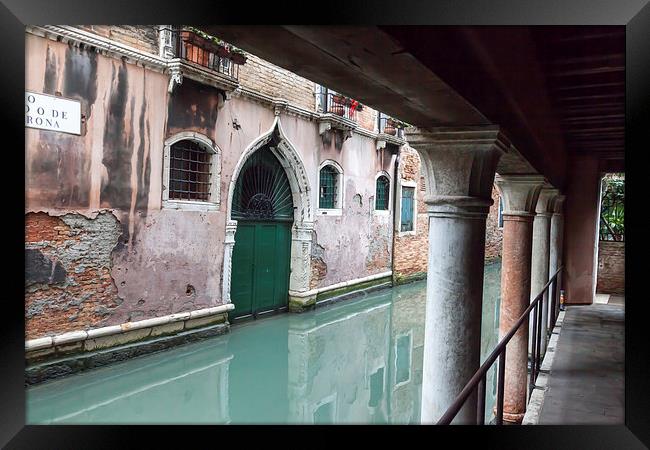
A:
<box><xmin>375</xmin><ymin>175</ymin><xmax>390</xmax><ymax>210</ymax></box>
<box><xmin>169</xmin><ymin>140</ymin><xmax>213</xmax><ymax>201</ymax></box>
<box><xmin>319</xmin><ymin>165</ymin><xmax>339</xmax><ymax>209</ymax></box>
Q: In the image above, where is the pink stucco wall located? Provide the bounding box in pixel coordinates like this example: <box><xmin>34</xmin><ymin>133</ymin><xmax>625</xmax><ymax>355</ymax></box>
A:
<box><xmin>25</xmin><ymin>31</ymin><xmax>396</xmax><ymax>337</ymax></box>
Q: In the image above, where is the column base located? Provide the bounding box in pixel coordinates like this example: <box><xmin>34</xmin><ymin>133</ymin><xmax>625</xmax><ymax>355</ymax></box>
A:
<box><xmin>502</xmin><ymin>411</ymin><xmax>525</xmax><ymax>424</ymax></box>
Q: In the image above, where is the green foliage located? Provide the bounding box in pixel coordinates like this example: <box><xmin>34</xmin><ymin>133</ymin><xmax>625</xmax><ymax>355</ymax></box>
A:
<box><xmin>599</xmin><ymin>173</ymin><xmax>624</xmax><ymax>241</ymax></box>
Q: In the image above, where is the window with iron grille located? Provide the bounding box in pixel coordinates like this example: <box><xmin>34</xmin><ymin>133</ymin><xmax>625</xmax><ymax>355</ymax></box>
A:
<box><xmin>319</xmin><ymin>165</ymin><xmax>339</xmax><ymax>209</ymax></box>
<box><xmin>400</xmin><ymin>186</ymin><xmax>415</xmax><ymax>232</ymax></box>
<box><xmin>376</xmin><ymin>175</ymin><xmax>390</xmax><ymax>210</ymax></box>
<box><xmin>169</xmin><ymin>140</ymin><xmax>213</xmax><ymax>202</ymax></box>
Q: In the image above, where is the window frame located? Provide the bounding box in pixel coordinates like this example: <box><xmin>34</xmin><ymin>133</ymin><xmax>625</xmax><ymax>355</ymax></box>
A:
<box><xmin>162</xmin><ymin>131</ymin><xmax>221</xmax><ymax>212</ymax></box>
<box><xmin>374</xmin><ymin>172</ymin><xmax>391</xmax><ymax>215</ymax></box>
<box><xmin>317</xmin><ymin>160</ymin><xmax>344</xmax><ymax>216</ymax></box>
<box><xmin>498</xmin><ymin>197</ymin><xmax>504</xmax><ymax>228</ymax></box>
<box><xmin>397</xmin><ymin>179</ymin><xmax>417</xmax><ymax>236</ymax></box>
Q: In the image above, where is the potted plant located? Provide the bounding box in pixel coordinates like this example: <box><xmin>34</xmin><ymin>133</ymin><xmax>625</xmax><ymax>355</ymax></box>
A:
<box><xmin>230</xmin><ymin>49</ymin><xmax>247</xmax><ymax>65</ymax></box>
<box><xmin>384</xmin><ymin>118</ymin><xmax>397</xmax><ymax>135</ymax></box>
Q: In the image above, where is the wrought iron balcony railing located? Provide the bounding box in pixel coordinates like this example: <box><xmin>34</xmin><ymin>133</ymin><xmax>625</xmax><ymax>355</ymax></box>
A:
<box><xmin>322</xmin><ymin>92</ymin><xmax>361</xmax><ymax>122</ymax></box>
<box><xmin>378</xmin><ymin>114</ymin><xmax>405</xmax><ymax>138</ymax></box>
<box><xmin>162</xmin><ymin>27</ymin><xmax>241</xmax><ymax>80</ymax></box>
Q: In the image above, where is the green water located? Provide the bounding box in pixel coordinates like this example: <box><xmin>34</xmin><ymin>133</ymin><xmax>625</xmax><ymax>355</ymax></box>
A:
<box><xmin>26</xmin><ymin>260</ymin><xmax>501</xmax><ymax>424</ymax></box>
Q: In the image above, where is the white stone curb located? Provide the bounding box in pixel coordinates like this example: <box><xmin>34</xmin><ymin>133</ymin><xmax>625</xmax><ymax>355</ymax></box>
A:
<box><xmin>25</xmin><ymin>304</ymin><xmax>235</xmax><ymax>351</ymax></box>
<box><xmin>288</xmin><ymin>271</ymin><xmax>393</xmax><ymax>299</ymax></box>
<box><xmin>522</xmin><ymin>310</ymin><xmax>566</xmax><ymax>425</ymax></box>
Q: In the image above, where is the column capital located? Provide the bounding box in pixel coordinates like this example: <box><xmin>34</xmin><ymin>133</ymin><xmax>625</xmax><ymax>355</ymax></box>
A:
<box><xmin>535</xmin><ymin>187</ymin><xmax>561</xmax><ymax>216</ymax></box>
<box><xmin>495</xmin><ymin>174</ymin><xmax>546</xmax><ymax>218</ymax></box>
<box><xmin>405</xmin><ymin>125</ymin><xmax>509</xmax><ymax>215</ymax></box>
<box><xmin>550</xmin><ymin>194</ymin><xmax>566</xmax><ymax>215</ymax></box>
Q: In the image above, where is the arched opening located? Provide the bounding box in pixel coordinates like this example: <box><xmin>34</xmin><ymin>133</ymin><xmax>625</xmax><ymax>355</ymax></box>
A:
<box><xmin>230</xmin><ymin>145</ymin><xmax>293</xmax><ymax>319</ymax></box>
<box><xmin>224</xmin><ymin>118</ymin><xmax>314</xmax><ymax>319</ymax></box>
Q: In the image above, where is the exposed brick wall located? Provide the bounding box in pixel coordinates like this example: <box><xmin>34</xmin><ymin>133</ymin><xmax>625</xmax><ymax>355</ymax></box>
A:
<box><xmin>393</xmin><ymin>148</ymin><xmax>429</xmax><ymax>282</ymax></box>
<box><xmin>237</xmin><ymin>53</ymin><xmax>316</xmax><ymax>111</ymax></box>
<box><xmin>596</xmin><ymin>240</ymin><xmax>625</xmax><ymax>294</ymax></box>
<box><xmin>392</xmin><ymin>147</ymin><xmax>503</xmax><ymax>282</ymax></box>
<box><xmin>485</xmin><ymin>185</ymin><xmax>503</xmax><ymax>261</ymax></box>
<box><xmin>25</xmin><ymin>211</ymin><xmax>123</xmax><ymax>339</ymax></box>
<box><xmin>78</xmin><ymin>25</ymin><xmax>159</xmax><ymax>54</ymax></box>
<box><xmin>356</xmin><ymin>105</ymin><xmax>378</xmax><ymax>132</ymax></box>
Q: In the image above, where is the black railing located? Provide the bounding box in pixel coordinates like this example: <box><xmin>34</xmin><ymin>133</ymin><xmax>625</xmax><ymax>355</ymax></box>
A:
<box><xmin>378</xmin><ymin>115</ymin><xmax>405</xmax><ymax>138</ymax></box>
<box><xmin>437</xmin><ymin>266</ymin><xmax>564</xmax><ymax>425</ymax></box>
<box><xmin>163</xmin><ymin>27</ymin><xmax>240</xmax><ymax>79</ymax></box>
<box><xmin>323</xmin><ymin>92</ymin><xmax>360</xmax><ymax>121</ymax></box>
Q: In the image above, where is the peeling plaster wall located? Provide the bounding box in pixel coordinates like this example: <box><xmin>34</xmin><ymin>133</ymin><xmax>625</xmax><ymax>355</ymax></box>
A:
<box><xmin>25</xmin><ymin>34</ymin><xmax>227</xmax><ymax>338</ymax></box>
<box><xmin>310</xmin><ymin>132</ymin><xmax>395</xmax><ymax>288</ymax></box>
<box><xmin>25</xmin><ymin>31</ymin><xmax>398</xmax><ymax>340</ymax></box>
<box><xmin>25</xmin><ymin>212</ymin><xmax>123</xmax><ymax>339</ymax></box>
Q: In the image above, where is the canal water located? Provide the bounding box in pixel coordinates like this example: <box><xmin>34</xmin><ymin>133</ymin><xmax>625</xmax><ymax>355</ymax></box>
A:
<box><xmin>26</xmin><ymin>259</ymin><xmax>501</xmax><ymax>424</ymax></box>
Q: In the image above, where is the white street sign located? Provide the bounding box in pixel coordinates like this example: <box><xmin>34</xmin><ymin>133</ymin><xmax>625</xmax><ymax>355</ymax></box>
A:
<box><xmin>25</xmin><ymin>91</ymin><xmax>82</xmax><ymax>135</ymax></box>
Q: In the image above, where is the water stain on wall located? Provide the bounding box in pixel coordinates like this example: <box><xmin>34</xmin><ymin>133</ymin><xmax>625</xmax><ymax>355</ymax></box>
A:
<box><xmin>166</xmin><ymin>78</ymin><xmax>220</xmax><ymax>137</ymax></box>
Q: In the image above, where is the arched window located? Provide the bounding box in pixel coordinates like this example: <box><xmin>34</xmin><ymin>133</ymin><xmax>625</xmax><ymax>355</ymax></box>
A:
<box><xmin>318</xmin><ymin>161</ymin><xmax>343</xmax><ymax>213</ymax></box>
<box><xmin>163</xmin><ymin>132</ymin><xmax>221</xmax><ymax>211</ymax></box>
<box><xmin>319</xmin><ymin>166</ymin><xmax>338</xmax><ymax>208</ymax></box>
<box><xmin>375</xmin><ymin>175</ymin><xmax>390</xmax><ymax>210</ymax></box>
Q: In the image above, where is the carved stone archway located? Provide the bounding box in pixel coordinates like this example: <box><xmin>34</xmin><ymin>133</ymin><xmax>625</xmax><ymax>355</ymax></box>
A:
<box><xmin>222</xmin><ymin>117</ymin><xmax>315</xmax><ymax>311</ymax></box>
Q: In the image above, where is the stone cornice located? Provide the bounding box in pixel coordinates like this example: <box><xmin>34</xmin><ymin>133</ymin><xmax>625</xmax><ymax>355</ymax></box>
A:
<box><xmin>27</xmin><ymin>25</ymin><xmax>168</xmax><ymax>73</ymax></box>
<box><xmin>26</xmin><ymin>26</ymin><xmax>396</xmax><ymax>144</ymax></box>
<box><xmin>405</xmin><ymin>125</ymin><xmax>512</xmax><ymax>154</ymax></box>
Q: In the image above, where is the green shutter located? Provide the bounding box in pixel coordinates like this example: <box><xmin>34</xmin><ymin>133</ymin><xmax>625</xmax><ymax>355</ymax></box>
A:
<box><xmin>375</xmin><ymin>176</ymin><xmax>389</xmax><ymax>210</ymax></box>
<box><xmin>400</xmin><ymin>186</ymin><xmax>415</xmax><ymax>232</ymax></box>
<box><xmin>319</xmin><ymin>166</ymin><xmax>338</xmax><ymax>209</ymax></box>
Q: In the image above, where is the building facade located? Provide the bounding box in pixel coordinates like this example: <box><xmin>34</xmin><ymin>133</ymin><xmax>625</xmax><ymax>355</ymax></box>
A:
<box><xmin>24</xmin><ymin>25</ymin><xmax>502</xmax><ymax>379</ymax></box>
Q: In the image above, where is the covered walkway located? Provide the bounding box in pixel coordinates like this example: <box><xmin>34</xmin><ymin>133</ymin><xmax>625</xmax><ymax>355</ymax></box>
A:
<box><xmin>538</xmin><ymin>300</ymin><xmax>624</xmax><ymax>424</ymax></box>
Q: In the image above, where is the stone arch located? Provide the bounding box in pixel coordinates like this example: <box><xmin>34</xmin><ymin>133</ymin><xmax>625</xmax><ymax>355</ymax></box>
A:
<box><xmin>222</xmin><ymin>117</ymin><xmax>314</xmax><ymax>309</ymax></box>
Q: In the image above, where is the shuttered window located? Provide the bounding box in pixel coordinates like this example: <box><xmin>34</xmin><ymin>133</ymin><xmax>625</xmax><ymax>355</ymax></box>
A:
<box><xmin>375</xmin><ymin>176</ymin><xmax>390</xmax><ymax>210</ymax></box>
<box><xmin>400</xmin><ymin>186</ymin><xmax>415</xmax><ymax>232</ymax></box>
<box><xmin>319</xmin><ymin>165</ymin><xmax>338</xmax><ymax>209</ymax></box>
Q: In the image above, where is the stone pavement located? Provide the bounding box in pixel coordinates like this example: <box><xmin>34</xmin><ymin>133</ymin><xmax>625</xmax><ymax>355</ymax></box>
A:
<box><xmin>538</xmin><ymin>301</ymin><xmax>624</xmax><ymax>424</ymax></box>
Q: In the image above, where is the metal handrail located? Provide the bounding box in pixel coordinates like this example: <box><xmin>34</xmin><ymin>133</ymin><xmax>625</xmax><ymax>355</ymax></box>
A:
<box><xmin>436</xmin><ymin>266</ymin><xmax>564</xmax><ymax>425</ymax></box>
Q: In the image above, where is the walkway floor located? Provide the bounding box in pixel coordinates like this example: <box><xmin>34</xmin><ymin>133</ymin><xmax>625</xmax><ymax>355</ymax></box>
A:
<box><xmin>538</xmin><ymin>298</ymin><xmax>624</xmax><ymax>424</ymax></box>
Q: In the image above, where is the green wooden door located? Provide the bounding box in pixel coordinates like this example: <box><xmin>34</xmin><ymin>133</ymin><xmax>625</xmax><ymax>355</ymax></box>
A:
<box><xmin>230</xmin><ymin>221</ymin><xmax>292</xmax><ymax>319</ymax></box>
<box><xmin>230</xmin><ymin>146</ymin><xmax>294</xmax><ymax>320</ymax></box>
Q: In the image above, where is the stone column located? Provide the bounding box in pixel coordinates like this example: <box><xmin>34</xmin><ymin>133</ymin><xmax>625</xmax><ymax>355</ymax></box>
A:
<box><xmin>221</xmin><ymin>220</ymin><xmax>238</xmax><ymax>304</ymax></box>
<box><xmin>529</xmin><ymin>187</ymin><xmax>559</xmax><ymax>357</ymax></box>
<box><xmin>406</xmin><ymin>126</ymin><xmax>508</xmax><ymax>424</ymax></box>
<box><xmin>548</xmin><ymin>195</ymin><xmax>566</xmax><ymax>324</ymax></box>
<box><xmin>494</xmin><ymin>174</ymin><xmax>545</xmax><ymax>424</ymax></box>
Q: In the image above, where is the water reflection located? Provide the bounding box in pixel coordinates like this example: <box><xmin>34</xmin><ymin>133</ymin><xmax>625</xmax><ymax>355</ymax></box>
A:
<box><xmin>27</xmin><ymin>261</ymin><xmax>501</xmax><ymax>424</ymax></box>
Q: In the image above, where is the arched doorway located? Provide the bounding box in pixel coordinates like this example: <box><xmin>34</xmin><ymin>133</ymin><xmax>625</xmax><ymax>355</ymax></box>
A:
<box><xmin>223</xmin><ymin>118</ymin><xmax>314</xmax><ymax>319</ymax></box>
<box><xmin>230</xmin><ymin>144</ymin><xmax>295</xmax><ymax>319</ymax></box>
